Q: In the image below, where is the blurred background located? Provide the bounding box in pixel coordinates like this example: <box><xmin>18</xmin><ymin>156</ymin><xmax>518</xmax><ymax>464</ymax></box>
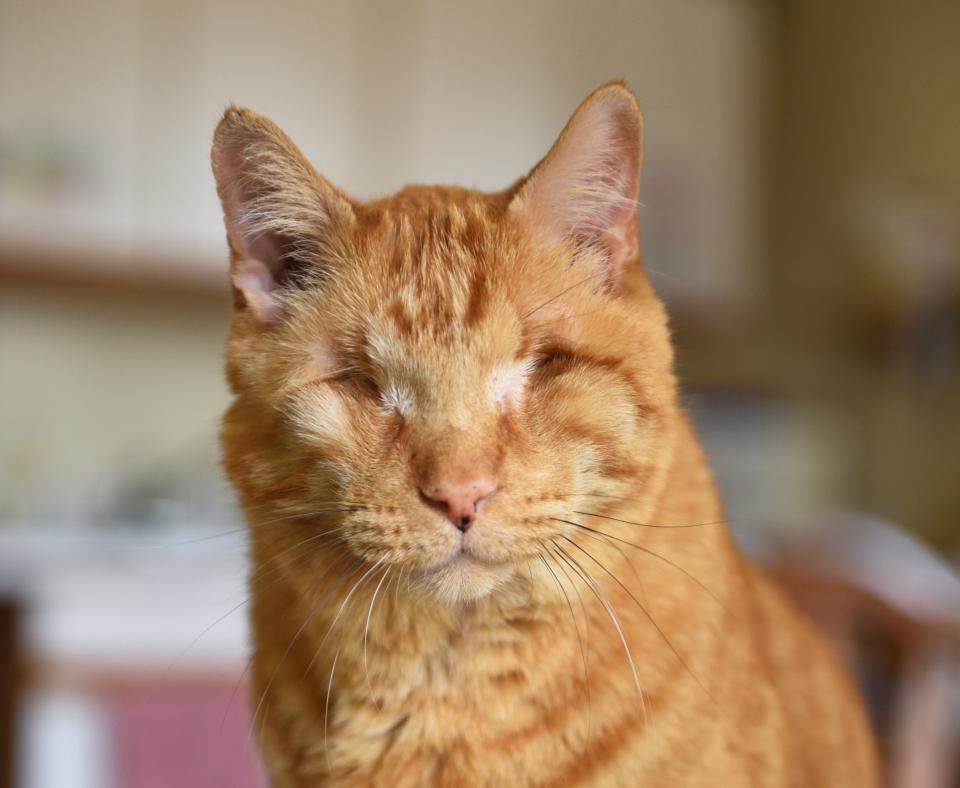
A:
<box><xmin>1</xmin><ymin>0</ymin><xmax>958</xmax><ymax>786</ymax></box>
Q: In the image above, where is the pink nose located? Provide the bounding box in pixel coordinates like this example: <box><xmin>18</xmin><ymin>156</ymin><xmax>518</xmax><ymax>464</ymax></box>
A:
<box><xmin>420</xmin><ymin>476</ymin><xmax>497</xmax><ymax>532</ymax></box>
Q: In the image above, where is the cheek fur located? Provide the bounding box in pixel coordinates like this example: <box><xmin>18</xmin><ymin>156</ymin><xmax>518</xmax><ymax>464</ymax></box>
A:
<box><xmin>287</xmin><ymin>386</ymin><xmax>351</xmax><ymax>442</ymax></box>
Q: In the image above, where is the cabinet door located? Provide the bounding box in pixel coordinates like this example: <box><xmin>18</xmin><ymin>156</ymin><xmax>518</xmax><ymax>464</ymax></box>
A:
<box><xmin>0</xmin><ymin>0</ymin><xmax>141</xmax><ymax>252</ymax></box>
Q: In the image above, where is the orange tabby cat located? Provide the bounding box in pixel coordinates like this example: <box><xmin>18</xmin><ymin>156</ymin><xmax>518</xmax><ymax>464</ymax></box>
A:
<box><xmin>213</xmin><ymin>83</ymin><xmax>880</xmax><ymax>786</ymax></box>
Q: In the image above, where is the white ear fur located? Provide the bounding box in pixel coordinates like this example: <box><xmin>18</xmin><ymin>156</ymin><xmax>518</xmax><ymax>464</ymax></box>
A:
<box><xmin>509</xmin><ymin>83</ymin><xmax>643</xmax><ymax>285</ymax></box>
<box><xmin>211</xmin><ymin>107</ymin><xmax>354</xmax><ymax>322</ymax></box>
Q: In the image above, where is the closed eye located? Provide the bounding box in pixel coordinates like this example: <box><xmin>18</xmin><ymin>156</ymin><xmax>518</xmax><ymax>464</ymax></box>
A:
<box><xmin>301</xmin><ymin>366</ymin><xmax>380</xmax><ymax>401</ymax></box>
<box><xmin>532</xmin><ymin>345</ymin><xmax>579</xmax><ymax>373</ymax></box>
<box><xmin>532</xmin><ymin>344</ymin><xmax>621</xmax><ymax>379</ymax></box>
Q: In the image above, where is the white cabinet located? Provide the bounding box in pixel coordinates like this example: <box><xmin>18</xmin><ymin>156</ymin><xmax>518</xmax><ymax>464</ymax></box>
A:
<box><xmin>0</xmin><ymin>0</ymin><xmax>772</xmax><ymax>308</ymax></box>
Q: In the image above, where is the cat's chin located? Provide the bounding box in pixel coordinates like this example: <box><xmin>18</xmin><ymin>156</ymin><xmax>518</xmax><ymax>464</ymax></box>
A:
<box><xmin>420</xmin><ymin>552</ymin><xmax>512</xmax><ymax>604</ymax></box>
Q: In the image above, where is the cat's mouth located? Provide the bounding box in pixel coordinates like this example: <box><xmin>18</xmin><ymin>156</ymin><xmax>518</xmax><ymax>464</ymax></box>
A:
<box><xmin>434</xmin><ymin>542</ymin><xmax>499</xmax><ymax>571</ymax></box>
<box><xmin>423</xmin><ymin>543</ymin><xmax>505</xmax><ymax>598</ymax></box>
<box><xmin>417</xmin><ymin>543</ymin><xmax>510</xmax><ymax>601</ymax></box>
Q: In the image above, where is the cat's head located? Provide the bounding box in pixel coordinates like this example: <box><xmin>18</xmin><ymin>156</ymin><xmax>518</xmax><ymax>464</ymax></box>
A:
<box><xmin>214</xmin><ymin>83</ymin><xmax>678</xmax><ymax>603</ymax></box>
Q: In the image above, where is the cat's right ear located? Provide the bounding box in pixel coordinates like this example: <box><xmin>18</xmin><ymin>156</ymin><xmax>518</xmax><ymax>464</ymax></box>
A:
<box><xmin>211</xmin><ymin>107</ymin><xmax>354</xmax><ymax>322</ymax></box>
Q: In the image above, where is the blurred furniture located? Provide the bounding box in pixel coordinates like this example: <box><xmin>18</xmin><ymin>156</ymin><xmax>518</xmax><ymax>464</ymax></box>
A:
<box><xmin>0</xmin><ymin>528</ymin><xmax>264</xmax><ymax>788</ymax></box>
<box><xmin>103</xmin><ymin>683</ymin><xmax>266</xmax><ymax>788</ymax></box>
<box><xmin>0</xmin><ymin>597</ymin><xmax>22</xmax><ymax>788</ymax></box>
<box><xmin>769</xmin><ymin>514</ymin><xmax>960</xmax><ymax>788</ymax></box>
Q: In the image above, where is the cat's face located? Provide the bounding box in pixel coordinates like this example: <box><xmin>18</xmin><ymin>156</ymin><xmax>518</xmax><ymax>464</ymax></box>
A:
<box><xmin>216</xmin><ymin>84</ymin><xmax>677</xmax><ymax>603</ymax></box>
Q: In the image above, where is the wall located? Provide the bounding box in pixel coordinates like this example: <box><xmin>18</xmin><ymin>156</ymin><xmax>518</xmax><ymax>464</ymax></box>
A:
<box><xmin>768</xmin><ymin>0</ymin><xmax>960</xmax><ymax>545</ymax></box>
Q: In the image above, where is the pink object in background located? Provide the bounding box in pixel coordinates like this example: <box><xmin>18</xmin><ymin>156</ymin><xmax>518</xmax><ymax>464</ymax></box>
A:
<box><xmin>103</xmin><ymin>685</ymin><xmax>267</xmax><ymax>788</ymax></box>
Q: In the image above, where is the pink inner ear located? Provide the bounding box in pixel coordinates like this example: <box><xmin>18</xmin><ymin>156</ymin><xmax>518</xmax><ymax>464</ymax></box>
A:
<box><xmin>511</xmin><ymin>87</ymin><xmax>642</xmax><ymax>280</ymax></box>
<box><xmin>232</xmin><ymin>258</ymin><xmax>280</xmax><ymax>322</ymax></box>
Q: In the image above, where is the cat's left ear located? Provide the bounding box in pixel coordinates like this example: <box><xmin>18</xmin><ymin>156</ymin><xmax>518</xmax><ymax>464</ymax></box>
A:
<box><xmin>211</xmin><ymin>106</ymin><xmax>355</xmax><ymax>322</ymax></box>
<box><xmin>508</xmin><ymin>82</ymin><xmax>643</xmax><ymax>288</ymax></box>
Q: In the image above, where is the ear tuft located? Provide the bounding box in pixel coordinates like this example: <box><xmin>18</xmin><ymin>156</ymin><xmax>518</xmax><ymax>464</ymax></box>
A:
<box><xmin>509</xmin><ymin>82</ymin><xmax>643</xmax><ymax>287</ymax></box>
<box><xmin>211</xmin><ymin>106</ymin><xmax>354</xmax><ymax>322</ymax></box>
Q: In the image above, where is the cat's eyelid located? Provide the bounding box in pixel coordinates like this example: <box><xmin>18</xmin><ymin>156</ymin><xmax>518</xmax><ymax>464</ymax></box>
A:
<box><xmin>528</xmin><ymin>339</ymin><xmax>573</xmax><ymax>366</ymax></box>
<box><xmin>279</xmin><ymin>365</ymin><xmax>372</xmax><ymax>403</ymax></box>
<box><xmin>491</xmin><ymin>359</ymin><xmax>534</xmax><ymax>413</ymax></box>
<box><xmin>305</xmin><ymin>368</ymin><xmax>359</xmax><ymax>388</ymax></box>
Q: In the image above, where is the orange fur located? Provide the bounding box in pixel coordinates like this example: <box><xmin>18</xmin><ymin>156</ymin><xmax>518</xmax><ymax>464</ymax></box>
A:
<box><xmin>213</xmin><ymin>83</ymin><xmax>880</xmax><ymax>786</ymax></box>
